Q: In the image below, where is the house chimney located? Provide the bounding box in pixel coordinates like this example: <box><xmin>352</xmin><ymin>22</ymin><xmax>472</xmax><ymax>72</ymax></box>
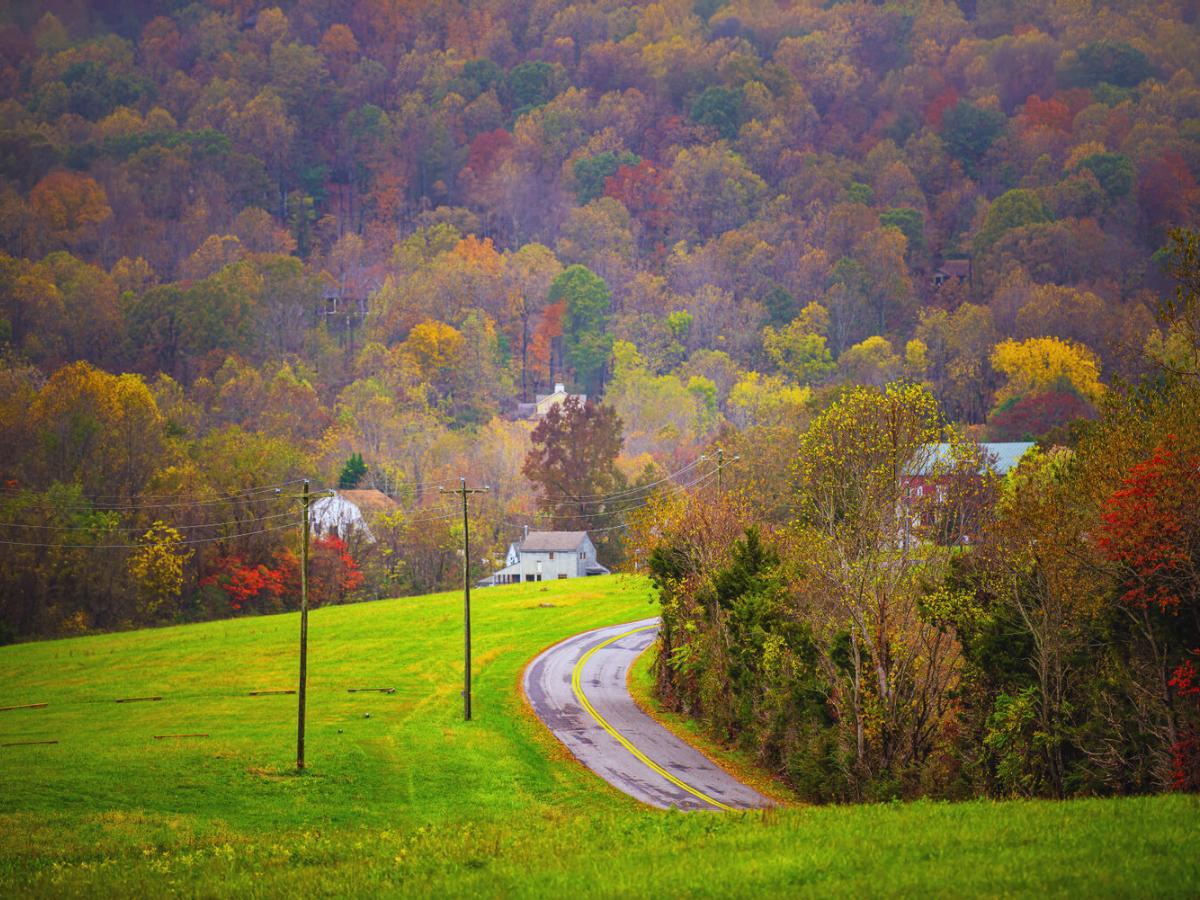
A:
<box><xmin>523</xmin><ymin>524</ymin><xmax>529</xmax><ymax>541</ymax></box>
<box><xmin>554</xmin><ymin>382</ymin><xmax>565</xmax><ymax>394</ymax></box>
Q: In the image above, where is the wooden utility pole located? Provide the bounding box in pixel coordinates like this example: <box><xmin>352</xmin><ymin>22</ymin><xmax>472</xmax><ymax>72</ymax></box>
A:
<box><xmin>441</xmin><ymin>478</ymin><xmax>489</xmax><ymax>720</ymax></box>
<box><xmin>714</xmin><ymin>448</ymin><xmax>739</xmax><ymax>497</ymax></box>
<box><xmin>297</xmin><ymin>479</ymin><xmax>310</xmax><ymax>769</ymax></box>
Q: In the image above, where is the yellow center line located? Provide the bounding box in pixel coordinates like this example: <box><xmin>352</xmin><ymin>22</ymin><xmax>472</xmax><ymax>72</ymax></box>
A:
<box><xmin>570</xmin><ymin>624</ymin><xmax>734</xmax><ymax>812</ymax></box>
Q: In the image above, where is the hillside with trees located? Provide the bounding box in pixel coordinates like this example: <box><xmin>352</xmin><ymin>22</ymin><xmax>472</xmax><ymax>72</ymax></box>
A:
<box><xmin>0</xmin><ymin>0</ymin><xmax>1198</xmax><ymax>695</ymax></box>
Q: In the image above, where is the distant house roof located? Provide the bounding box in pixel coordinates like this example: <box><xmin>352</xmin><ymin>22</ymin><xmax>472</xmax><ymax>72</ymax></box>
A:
<box><xmin>534</xmin><ymin>384</ymin><xmax>587</xmax><ymax>404</ymax></box>
<box><xmin>916</xmin><ymin>442</ymin><xmax>1035</xmax><ymax>476</ymax></box>
<box><xmin>519</xmin><ymin>531</ymin><xmax>590</xmax><ymax>552</ymax></box>
<box><xmin>938</xmin><ymin>259</ymin><xmax>972</xmax><ymax>278</ymax></box>
<box><xmin>514</xmin><ymin>384</ymin><xmax>588</xmax><ymax>421</ymax></box>
<box><xmin>979</xmin><ymin>442</ymin><xmax>1036</xmax><ymax>473</ymax></box>
<box><xmin>335</xmin><ymin>489</ymin><xmax>399</xmax><ymax>515</ymax></box>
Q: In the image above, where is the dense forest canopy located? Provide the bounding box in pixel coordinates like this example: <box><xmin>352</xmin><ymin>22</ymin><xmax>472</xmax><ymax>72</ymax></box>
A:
<box><xmin>0</xmin><ymin>0</ymin><xmax>1198</xmax><ymax>651</ymax></box>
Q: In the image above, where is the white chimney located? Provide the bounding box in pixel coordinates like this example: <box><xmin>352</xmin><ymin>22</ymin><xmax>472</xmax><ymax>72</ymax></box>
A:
<box><xmin>554</xmin><ymin>382</ymin><xmax>565</xmax><ymax>394</ymax></box>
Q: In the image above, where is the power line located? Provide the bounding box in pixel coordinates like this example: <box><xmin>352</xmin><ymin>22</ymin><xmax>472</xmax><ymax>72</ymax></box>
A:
<box><xmin>529</xmin><ymin>470</ymin><xmax>723</xmax><ymax>536</ymax></box>
<box><xmin>501</xmin><ymin>466</ymin><xmax>720</xmax><ymax>528</ymax></box>
<box><xmin>0</xmin><ymin>479</ymin><xmax>307</xmax><ymax>505</ymax></box>
<box><xmin>0</xmin><ymin>483</ymin><xmax>306</xmax><ymax>513</ymax></box>
<box><xmin>0</xmin><ymin>521</ymin><xmax>300</xmax><ymax>550</ymax></box>
<box><xmin>532</xmin><ymin>458</ymin><xmax>707</xmax><ymax>505</ymax></box>
<box><xmin>0</xmin><ymin>510</ymin><xmax>299</xmax><ymax>533</ymax></box>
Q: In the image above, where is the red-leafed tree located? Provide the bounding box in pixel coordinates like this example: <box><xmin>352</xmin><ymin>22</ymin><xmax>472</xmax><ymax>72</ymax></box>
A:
<box><xmin>603</xmin><ymin>160</ymin><xmax>669</xmax><ymax>249</ymax></box>
<box><xmin>1021</xmin><ymin>95</ymin><xmax>1072</xmax><ymax>132</ymax></box>
<box><xmin>986</xmin><ymin>388</ymin><xmax>1095</xmax><ymax>441</ymax></box>
<box><xmin>201</xmin><ymin>554</ymin><xmax>287</xmax><ymax>613</ymax></box>
<box><xmin>464</xmin><ymin>128</ymin><xmax>513</xmax><ymax>181</ymax></box>
<box><xmin>1139</xmin><ymin>151</ymin><xmax>1200</xmax><ymax>233</ymax></box>
<box><xmin>924</xmin><ymin>86</ymin><xmax>958</xmax><ymax>128</ymax></box>
<box><xmin>1097</xmin><ymin>436</ymin><xmax>1200</xmax><ymax>790</ymax></box>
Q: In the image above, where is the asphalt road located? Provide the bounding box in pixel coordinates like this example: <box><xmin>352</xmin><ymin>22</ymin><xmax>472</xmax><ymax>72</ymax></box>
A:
<box><xmin>523</xmin><ymin>617</ymin><xmax>772</xmax><ymax>811</ymax></box>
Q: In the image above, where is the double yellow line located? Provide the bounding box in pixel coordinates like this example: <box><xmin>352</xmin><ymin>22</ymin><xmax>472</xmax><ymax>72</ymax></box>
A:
<box><xmin>570</xmin><ymin>624</ymin><xmax>734</xmax><ymax>811</ymax></box>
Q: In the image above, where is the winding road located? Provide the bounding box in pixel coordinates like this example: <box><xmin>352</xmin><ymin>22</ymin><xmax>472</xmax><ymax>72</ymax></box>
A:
<box><xmin>523</xmin><ymin>617</ymin><xmax>772</xmax><ymax>811</ymax></box>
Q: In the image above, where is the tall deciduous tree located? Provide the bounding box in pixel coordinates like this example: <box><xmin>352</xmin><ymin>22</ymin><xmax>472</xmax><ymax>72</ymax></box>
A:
<box><xmin>550</xmin><ymin>264</ymin><xmax>612</xmax><ymax>394</ymax></box>
<box><xmin>522</xmin><ymin>395</ymin><xmax>623</xmax><ymax>534</ymax></box>
<box><xmin>793</xmin><ymin>382</ymin><xmax>980</xmax><ymax>786</ymax></box>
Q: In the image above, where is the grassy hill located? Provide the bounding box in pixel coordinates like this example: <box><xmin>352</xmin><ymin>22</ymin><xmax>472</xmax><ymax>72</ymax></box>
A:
<box><xmin>1</xmin><ymin>576</ymin><xmax>1197</xmax><ymax>897</ymax></box>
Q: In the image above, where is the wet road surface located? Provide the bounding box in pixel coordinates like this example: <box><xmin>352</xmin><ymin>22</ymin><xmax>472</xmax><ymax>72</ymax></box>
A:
<box><xmin>523</xmin><ymin>617</ymin><xmax>772</xmax><ymax>811</ymax></box>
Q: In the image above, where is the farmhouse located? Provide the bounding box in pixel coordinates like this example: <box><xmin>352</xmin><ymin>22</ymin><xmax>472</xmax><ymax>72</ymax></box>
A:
<box><xmin>908</xmin><ymin>441</ymin><xmax>1035</xmax><ymax>492</ymax></box>
<box><xmin>484</xmin><ymin>530</ymin><xmax>609</xmax><ymax>585</ymax></box>
<box><xmin>901</xmin><ymin>442</ymin><xmax>1035</xmax><ymax>541</ymax></box>
<box><xmin>309</xmin><ymin>489</ymin><xmax>398</xmax><ymax>543</ymax></box>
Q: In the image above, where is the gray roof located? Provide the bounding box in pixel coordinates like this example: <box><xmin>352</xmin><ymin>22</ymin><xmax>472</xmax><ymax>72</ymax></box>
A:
<box><xmin>937</xmin><ymin>259</ymin><xmax>972</xmax><ymax>277</ymax></box>
<box><xmin>519</xmin><ymin>531</ymin><xmax>590</xmax><ymax>552</ymax></box>
<box><xmin>919</xmin><ymin>442</ymin><xmax>1035</xmax><ymax>475</ymax></box>
<box><xmin>980</xmin><ymin>442</ymin><xmax>1036</xmax><ymax>473</ymax></box>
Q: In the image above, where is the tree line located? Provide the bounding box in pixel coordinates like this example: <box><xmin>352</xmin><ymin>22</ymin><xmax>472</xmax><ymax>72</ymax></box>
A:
<box><xmin>632</xmin><ymin>230</ymin><xmax>1200</xmax><ymax>800</ymax></box>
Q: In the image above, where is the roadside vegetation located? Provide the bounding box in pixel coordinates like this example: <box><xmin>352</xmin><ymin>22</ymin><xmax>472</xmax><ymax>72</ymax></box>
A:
<box><xmin>630</xmin><ymin>233</ymin><xmax>1200</xmax><ymax>805</ymax></box>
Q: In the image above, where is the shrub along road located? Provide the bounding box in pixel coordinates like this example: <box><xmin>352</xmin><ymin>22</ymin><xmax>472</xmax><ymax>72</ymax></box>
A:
<box><xmin>524</xmin><ymin>617</ymin><xmax>771</xmax><ymax>811</ymax></box>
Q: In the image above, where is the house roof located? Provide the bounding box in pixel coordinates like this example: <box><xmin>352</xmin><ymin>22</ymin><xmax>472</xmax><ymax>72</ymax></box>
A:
<box><xmin>915</xmin><ymin>442</ymin><xmax>1035</xmax><ymax>476</ymax></box>
<box><xmin>938</xmin><ymin>259</ymin><xmax>972</xmax><ymax>277</ymax></box>
<box><xmin>978</xmin><ymin>442</ymin><xmax>1036</xmax><ymax>473</ymax></box>
<box><xmin>519</xmin><ymin>531</ymin><xmax>590</xmax><ymax>552</ymax></box>
<box><xmin>534</xmin><ymin>390</ymin><xmax>587</xmax><ymax>404</ymax></box>
<box><xmin>336</xmin><ymin>489</ymin><xmax>399</xmax><ymax>515</ymax></box>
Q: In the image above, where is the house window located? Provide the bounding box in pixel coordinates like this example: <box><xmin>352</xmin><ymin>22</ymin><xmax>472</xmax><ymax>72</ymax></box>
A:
<box><xmin>549</xmin><ymin>552</ymin><xmax>555</xmax><ymax>560</ymax></box>
<box><xmin>557</xmin><ymin>573</ymin><xmax>567</xmax><ymax>579</ymax></box>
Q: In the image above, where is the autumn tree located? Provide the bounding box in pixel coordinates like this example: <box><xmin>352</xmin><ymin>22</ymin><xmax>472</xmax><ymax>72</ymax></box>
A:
<box><xmin>522</xmin><ymin>396</ymin><xmax>623</xmax><ymax>537</ymax></box>
<box><xmin>990</xmin><ymin>336</ymin><xmax>1104</xmax><ymax>408</ymax></box>
<box><xmin>977</xmin><ymin>447</ymin><xmax>1109</xmax><ymax>797</ymax></box>
<box><xmin>128</xmin><ymin>522</ymin><xmax>192</xmax><ymax>620</ymax></box>
<box><xmin>762</xmin><ymin>318</ymin><xmax>834</xmax><ymax>385</ymax></box>
<box><xmin>27</xmin><ymin>170</ymin><xmax>112</xmax><ymax>252</ymax></box>
<box><xmin>1097</xmin><ymin>435</ymin><xmax>1200</xmax><ymax>791</ymax></box>
<box><xmin>550</xmin><ymin>264</ymin><xmax>612</xmax><ymax>394</ymax></box>
<box><xmin>792</xmin><ymin>383</ymin><xmax>980</xmax><ymax>789</ymax></box>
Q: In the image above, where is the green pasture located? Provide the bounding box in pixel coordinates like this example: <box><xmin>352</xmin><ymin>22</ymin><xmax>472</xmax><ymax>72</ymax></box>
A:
<box><xmin>0</xmin><ymin>576</ymin><xmax>1196</xmax><ymax>897</ymax></box>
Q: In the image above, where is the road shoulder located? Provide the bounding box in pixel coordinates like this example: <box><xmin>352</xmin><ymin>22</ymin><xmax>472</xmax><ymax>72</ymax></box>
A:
<box><xmin>625</xmin><ymin>642</ymin><xmax>802</xmax><ymax>807</ymax></box>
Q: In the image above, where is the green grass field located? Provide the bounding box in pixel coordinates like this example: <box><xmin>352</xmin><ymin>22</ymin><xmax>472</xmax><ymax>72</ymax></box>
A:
<box><xmin>1</xmin><ymin>576</ymin><xmax>1196</xmax><ymax>897</ymax></box>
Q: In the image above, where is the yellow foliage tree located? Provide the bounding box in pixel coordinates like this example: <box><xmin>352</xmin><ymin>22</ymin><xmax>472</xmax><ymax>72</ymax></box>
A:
<box><xmin>128</xmin><ymin>522</ymin><xmax>192</xmax><ymax>619</ymax></box>
<box><xmin>990</xmin><ymin>336</ymin><xmax>1103</xmax><ymax>406</ymax></box>
<box><xmin>401</xmin><ymin>319</ymin><xmax>466</xmax><ymax>384</ymax></box>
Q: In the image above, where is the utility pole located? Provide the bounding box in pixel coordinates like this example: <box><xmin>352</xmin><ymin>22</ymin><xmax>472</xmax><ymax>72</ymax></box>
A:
<box><xmin>282</xmin><ymin>481</ymin><xmax>333</xmax><ymax>771</ymax></box>
<box><xmin>441</xmin><ymin>478</ymin><xmax>489</xmax><ymax>721</ymax></box>
<box><xmin>297</xmin><ymin>479</ymin><xmax>310</xmax><ymax>770</ymax></box>
<box><xmin>714</xmin><ymin>448</ymin><xmax>740</xmax><ymax>497</ymax></box>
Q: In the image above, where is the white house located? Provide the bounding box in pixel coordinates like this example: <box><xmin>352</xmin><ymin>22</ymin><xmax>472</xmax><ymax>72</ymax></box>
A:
<box><xmin>309</xmin><ymin>489</ymin><xmax>398</xmax><ymax>543</ymax></box>
<box><xmin>514</xmin><ymin>383</ymin><xmax>587</xmax><ymax>420</ymax></box>
<box><xmin>484</xmin><ymin>531</ymin><xmax>609</xmax><ymax>585</ymax></box>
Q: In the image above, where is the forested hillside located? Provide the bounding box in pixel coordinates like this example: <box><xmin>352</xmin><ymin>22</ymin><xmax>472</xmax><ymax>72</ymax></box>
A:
<box><xmin>1</xmin><ymin>0</ymin><xmax>1199</xmax><ymax>641</ymax></box>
